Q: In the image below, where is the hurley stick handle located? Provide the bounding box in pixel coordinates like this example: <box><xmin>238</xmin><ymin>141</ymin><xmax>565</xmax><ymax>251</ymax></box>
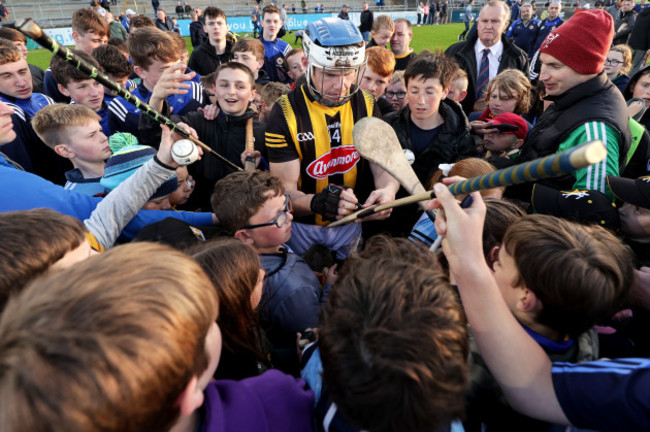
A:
<box><xmin>328</xmin><ymin>140</ymin><xmax>606</xmax><ymax>227</ymax></box>
<box><xmin>244</xmin><ymin>117</ymin><xmax>255</xmax><ymax>171</ymax></box>
<box><xmin>12</xmin><ymin>18</ymin><xmax>242</xmax><ymax>172</ymax></box>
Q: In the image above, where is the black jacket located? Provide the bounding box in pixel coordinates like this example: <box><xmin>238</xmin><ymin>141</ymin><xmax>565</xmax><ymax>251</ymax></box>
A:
<box><xmin>628</xmin><ymin>7</ymin><xmax>650</xmax><ymax>51</ymax></box>
<box><xmin>519</xmin><ymin>72</ymin><xmax>631</xmax><ymax>191</ymax></box>
<box><xmin>188</xmin><ymin>38</ymin><xmax>234</xmax><ymax>76</ymax></box>
<box><xmin>613</xmin><ymin>9</ymin><xmax>636</xmax><ymax>45</ymax></box>
<box><xmin>140</xmin><ymin>106</ymin><xmax>266</xmax><ymax>210</ymax></box>
<box><xmin>189</xmin><ymin>20</ymin><xmax>206</xmax><ymax>47</ymax></box>
<box><xmin>359</xmin><ymin>9</ymin><xmax>373</xmax><ymax>32</ymax></box>
<box><xmin>383</xmin><ymin>98</ymin><xmax>478</xmax><ymax>185</ymax></box>
<box><xmin>155</xmin><ymin>17</ymin><xmax>174</xmax><ymax>32</ymax></box>
<box><xmin>445</xmin><ymin>33</ymin><xmax>529</xmax><ymax>114</ymax></box>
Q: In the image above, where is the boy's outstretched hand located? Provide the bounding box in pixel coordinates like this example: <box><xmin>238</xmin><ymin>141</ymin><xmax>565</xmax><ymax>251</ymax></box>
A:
<box><xmin>157</xmin><ymin>124</ymin><xmax>203</xmax><ymax>168</ymax></box>
<box><xmin>148</xmin><ymin>64</ymin><xmax>195</xmax><ymax>112</ymax></box>
<box><xmin>427</xmin><ymin>178</ymin><xmax>486</xmax><ymax>273</ymax></box>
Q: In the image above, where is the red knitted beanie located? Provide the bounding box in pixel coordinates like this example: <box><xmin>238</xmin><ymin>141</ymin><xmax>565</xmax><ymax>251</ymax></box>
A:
<box><xmin>538</xmin><ymin>9</ymin><xmax>613</xmax><ymax>74</ymax></box>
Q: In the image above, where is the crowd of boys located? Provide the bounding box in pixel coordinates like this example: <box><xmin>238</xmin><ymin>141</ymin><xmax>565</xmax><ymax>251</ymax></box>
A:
<box><xmin>0</xmin><ymin>1</ymin><xmax>649</xmax><ymax>431</ymax></box>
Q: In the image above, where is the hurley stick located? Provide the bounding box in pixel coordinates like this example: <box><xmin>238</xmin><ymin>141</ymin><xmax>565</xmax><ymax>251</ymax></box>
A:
<box><xmin>244</xmin><ymin>118</ymin><xmax>255</xmax><ymax>171</ymax></box>
<box><xmin>12</xmin><ymin>18</ymin><xmax>242</xmax><ymax>172</ymax></box>
<box><xmin>328</xmin><ymin>140</ymin><xmax>607</xmax><ymax>227</ymax></box>
<box><xmin>352</xmin><ymin>116</ymin><xmax>437</xmax><ymax>221</ymax></box>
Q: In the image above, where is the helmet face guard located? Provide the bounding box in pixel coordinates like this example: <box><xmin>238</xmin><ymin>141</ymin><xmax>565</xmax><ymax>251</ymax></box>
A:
<box><xmin>302</xmin><ymin>18</ymin><xmax>367</xmax><ymax>107</ymax></box>
<box><xmin>306</xmin><ymin>63</ymin><xmax>365</xmax><ymax>107</ymax></box>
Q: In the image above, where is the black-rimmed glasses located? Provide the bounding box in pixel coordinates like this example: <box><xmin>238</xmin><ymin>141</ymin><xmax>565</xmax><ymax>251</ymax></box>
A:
<box><xmin>604</xmin><ymin>59</ymin><xmax>623</xmax><ymax>66</ymax></box>
<box><xmin>386</xmin><ymin>90</ymin><xmax>406</xmax><ymax>99</ymax></box>
<box><xmin>243</xmin><ymin>194</ymin><xmax>293</xmax><ymax>229</ymax></box>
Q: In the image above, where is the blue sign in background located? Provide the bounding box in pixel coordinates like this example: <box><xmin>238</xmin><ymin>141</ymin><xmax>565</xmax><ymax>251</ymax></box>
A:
<box><xmin>179</xmin><ymin>13</ymin><xmax>331</xmax><ymax>36</ymax></box>
<box><xmin>450</xmin><ymin>9</ymin><xmax>479</xmax><ymax>23</ymax></box>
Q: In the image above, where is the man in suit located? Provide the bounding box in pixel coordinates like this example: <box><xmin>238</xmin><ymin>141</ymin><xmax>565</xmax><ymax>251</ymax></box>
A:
<box><xmin>445</xmin><ymin>0</ymin><xmax>529</xmax><ymax>114</ymax></box>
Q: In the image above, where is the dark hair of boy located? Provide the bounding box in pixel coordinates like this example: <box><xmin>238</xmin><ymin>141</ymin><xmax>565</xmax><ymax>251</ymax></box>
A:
<box><xmin>92</xmin><ymin>44</ymin><xmax>134</xmax><ymax>79</ymax></box>
<box><xmin>211</xmin><ymin>170</ymin><xmax>284</xmax><ymax>234</ymax></box>
<box><xmin>0</xmin><ymin>42</ymin><xmax>22</xmax><ymax>66</ymax></box>
<box><xmin>203</xmin><ymin>5</ymin><xmax>226</xmax><ymax>20</ymax></box>
<box><xmin>404</xmin><ymin>52</ymin><xmax>457</xmax><ymax>88</ymax></box>
<box><xmin>262</xmin><ymin>4</ymin><xmax>282</xmax><ymax>19</ymax></box>
<box><xmin>283</xmin><ymin>48</ymin><xmax>303</xmax><ymax>68</ymax></box>
<box><xmin>232</xmin><ymin>38</ymin><xmax>265</xmax><ymax>61</ymax></box>
<box><xmin>200</xmin><ymin>70</ymin><xmax>217</xmax><ymax>88</ymax></box>
<box><xmin>72</xmin><ymin>7</ymin><xmax>109</xmax><ymax>37</ymax></box>
<box><xmin>0</xmin><ymin>209</ymin><xmax>86</xmax><ymax>313</ymax></box>
<box><xmin>127</xmin><ymin>27</ymin><xmax>180</xmax><ymax>68</ymax></box>
<box><xmin>192</xmin><ymin>238</ymin><xmax>271</xmax><ymax>380</ymax></box>
<box><xmin>259</xmin><ymin>81</ymin><xmax>290</xmax><ymax>105</ymax></box>
<box><xmin>319</xmin><ymin>236</ymin><xmax>469</xmax><ymax>432</ymax></box>
<box><xmin>503</xmin><ymin>214</ymin><xmax>634</xmax><ymax>338</ymax></box>
<box><xmin>0</xmin><ymin>242</ymin><xmax>218</xmax><ymax>432</ymax></box>
<box><xmin>128</xmin><ymin>14</ymin><xmax>155</xmax><ymax>30</ymax></box>
<box><xmin>107</xmin><ymin>37</ymin><xmax>129</xmax><ymax>54</ymax></box>
<box><xmin>50</xmin><ymin>49</ymin><xmax>102</xmax><ymax>88</ymax></box>
<box><xmin>0</xmin><ymin>28</ymin><xmax>26</xmax><ymax>44</ymax></box>
<box><xmin>215</xmin><ymin>61</ymin><xmax>256</xmax><ymax>88</ymax></box>
<box><xmin>482</xmin><ymin>198</ymin><xmax>525</xmax><ymax>264</ymax></box>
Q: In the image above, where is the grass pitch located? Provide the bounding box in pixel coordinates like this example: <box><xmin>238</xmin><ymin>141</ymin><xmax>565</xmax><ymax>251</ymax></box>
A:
<box><xmin>26</xmin><ymin>23</ymin><xmax>466</xmax><ymax>71</ymax></box>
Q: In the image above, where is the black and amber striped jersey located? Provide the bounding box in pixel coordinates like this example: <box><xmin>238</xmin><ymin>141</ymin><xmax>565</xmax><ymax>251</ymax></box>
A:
<box><xmin>265</xmin><ymin>85</ymin><xmax>380</xmax><ymax>225</ymax></box>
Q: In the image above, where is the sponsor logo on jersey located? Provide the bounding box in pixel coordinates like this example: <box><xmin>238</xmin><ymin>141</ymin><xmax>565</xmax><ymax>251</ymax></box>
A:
<box><xmin>306</xmin><ymin>145</ymin><xmax>360</xmax><ymax>179</ymax></box>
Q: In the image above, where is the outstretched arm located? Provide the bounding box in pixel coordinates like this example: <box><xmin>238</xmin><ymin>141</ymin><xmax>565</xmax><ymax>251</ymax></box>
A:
<box><xmin>428</xmin><ymin>181</ymin><xmax>570</xmax><ymax>425</ymax></box>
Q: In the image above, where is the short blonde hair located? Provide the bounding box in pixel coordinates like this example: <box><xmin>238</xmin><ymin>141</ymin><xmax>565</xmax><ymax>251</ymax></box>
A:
<box><xmin>389</xmin><ymin>70</ymin><xmax>405</xmax><ymax>86</ymax></box>
<box><xmin>372</xmin><ymin>14</ymin><xmax>395</xmax><ymax>32</ymax></box>
<box><xmin>32</xmin><ymin>104</ymin><xmax>101</xmax><ymax>150</ymax></box>
<box><xmin>485</xmin><ymin>68</ymin><xmax>531</xmax><ymax>115</ymax></box>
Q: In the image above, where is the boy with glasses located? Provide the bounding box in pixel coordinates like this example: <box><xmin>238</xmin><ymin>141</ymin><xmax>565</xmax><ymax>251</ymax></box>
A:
<box><xmin>212</xmin><ymin>170</ymin><xmax>333</xmax><ymax>374</ymax></box>
<box><xmin>385</xmin><ymin>70</ymin><xmax>408</xmax><ymax>111</ymax></box>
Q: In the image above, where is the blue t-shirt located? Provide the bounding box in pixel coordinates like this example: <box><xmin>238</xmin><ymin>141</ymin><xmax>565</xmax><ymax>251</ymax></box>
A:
<box><xmin>507</xmin><ymin>18</ymin><xmax>540</xmax><ymax>55</ymax></box>
<box><xmin>410</xmin><ymin>120</ymin><xmax>442</xmax><ymax>157</ymax></box>
<box><xmin>261</xmin><ymin>37</ymin><xmax>292</xmax><ymax>83</ymax></box>
<box><xmin>552</xmin><ymin>357</ymin><xmax>650</xmax><ymax>431</ymax></box>
<box><xmin>531</xmin><ymin>16</ymin><xmax>563</xmax><ymax>56</ymax></box>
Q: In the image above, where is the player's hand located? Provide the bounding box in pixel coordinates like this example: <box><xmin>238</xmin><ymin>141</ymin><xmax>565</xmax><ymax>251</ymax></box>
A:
<box><xmin>357</xmin><ymin>187</ymin><xmax>396</xmax><ymax>221</ymax></box>
<box><xmin>427</xmin><ymin>177</ymin><xmax>485</xmax><ymax>271</ymax></box>
<box><xmin>311</xmin><ymin>184</ymin><xmax>359</xmax><ymax>221</ymax></box>
<box><xmin>151</xmin><ymin>63</ymin><xmax>195</xmax><ymax>102</ymax></box>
